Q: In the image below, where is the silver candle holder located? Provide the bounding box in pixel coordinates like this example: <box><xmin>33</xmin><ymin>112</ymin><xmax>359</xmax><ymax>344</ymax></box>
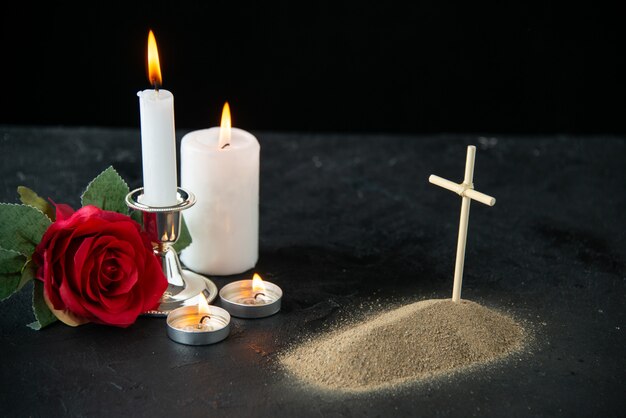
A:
<box><xmin>126</xmin><ymin>187</ymin><xmax>218</xmax><ymax>316</ymax></box>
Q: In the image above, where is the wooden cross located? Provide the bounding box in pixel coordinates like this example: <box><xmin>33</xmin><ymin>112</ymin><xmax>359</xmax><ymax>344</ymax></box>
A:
<box><xmin>429</xmin><ymin>145</ymin><xmax>496</xmax><ymax>302</ymax></box>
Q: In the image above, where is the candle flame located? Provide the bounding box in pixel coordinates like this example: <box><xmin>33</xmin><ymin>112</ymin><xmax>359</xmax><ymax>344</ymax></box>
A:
<box><xmin>197</xmin><ymin>293</ymin><xmax>211</xmax><ymax>315</ymax></box>
<box><xmin>252</xmin><ymin>273</ymin><xmax>266</xmax><ymax>293</ymax></box>
<box><xmin>218</xmin><ymin>102</ymin><xmax>231</xmax><ymax>149</ymax></box>
<box><xmin>147</xmin><ymin>30</ymin><xmax>162</xmax><ymax>89</ymax></box>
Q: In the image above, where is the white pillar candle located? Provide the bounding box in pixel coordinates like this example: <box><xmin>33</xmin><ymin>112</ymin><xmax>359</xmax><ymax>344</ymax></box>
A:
<box><xmin>180</xmin><ymin>112</ymin><xmax>260</xmax><ymax>275</ymax></box>
<box><xmin>138</xmin><ymin>89</ymin><xmax>178</xmax><ymax>207</ymax></box>
<box><xmin>137</xmin><ymin>30</ymin><xmax>178</xmax><ymax>207</ymax></box>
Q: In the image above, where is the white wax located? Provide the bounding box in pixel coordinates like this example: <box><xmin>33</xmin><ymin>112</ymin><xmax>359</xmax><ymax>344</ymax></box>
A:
<box><xmin>180</xmin><ymin>127</ymin><xmax>260</xmax><ymax>275</ymax></box>
<box><xmin>137</xmin><ymin>89</ymin><xmax>178</xmax><ymax>207</ymax></box>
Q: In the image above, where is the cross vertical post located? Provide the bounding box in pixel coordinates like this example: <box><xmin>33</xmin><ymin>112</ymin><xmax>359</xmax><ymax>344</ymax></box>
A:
<box><xmin>429</xmin><ymin>145</ymin><xmax>496</xmax><ymax>302</ymax></box>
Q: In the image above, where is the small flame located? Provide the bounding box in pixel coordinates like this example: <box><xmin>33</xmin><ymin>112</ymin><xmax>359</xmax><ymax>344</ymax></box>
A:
<box><xmin>197</xmin><ymin>294</ymin><xmax>211</xmax><ymax>315</ymax></box>
<box><xmin>252</xmin><ymin>273</ymin><xmax>266</xmax><ymax>293</ymax></box>
<box><xmin>147</xmin><ymin>30</ymin><xmax>162</xmax><ymax>88</ymax></box>
<box><xmin>218</xmin><ymin>102</ymin><xmax>231</xmax><ymax>149</ymax></box>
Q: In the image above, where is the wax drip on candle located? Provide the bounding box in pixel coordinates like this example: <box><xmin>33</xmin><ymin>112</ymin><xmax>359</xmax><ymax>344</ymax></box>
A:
<box><xmin>218</xmin><ymin>102</ymin><xmax>231</xmax><ymax>149</ymax></box>
<box><xmin>147</xmin><ymin>30</ymin><xmax>162</xmax><ymax>92</ymax></box>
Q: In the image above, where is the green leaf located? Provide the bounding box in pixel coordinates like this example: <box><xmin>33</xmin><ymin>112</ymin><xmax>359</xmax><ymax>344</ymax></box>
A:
<box><xmin>28</xmin><ymin>280</ymin><xmax>57</xmax><ymax>330</ymax></box>
<box><xmin>17</xmin><ymin>186</ymin><xmax>55</xmax><ymax>221</ymax></box>
<box><xmin>0</xmin><ymin>247</ymin><xmax>27</xmax><ymax>300</ymax></box>
<box><xmin>0</xmin><ymin>204</ymin><xmax>51</xmax><ymax>256</ymax></box>
<box><xmin>130</xmin><ymin>209</ymin><xmax>143</xmax><ymax>226</ymax></box>
<box><xmin>0</xmin><ymin>273</ymin><xmax>21</xmax><ymax>301</ymax></box>
<box><xmin>18</xmin><ymin>259</ymin><xmax>37</xmax><ymax>291</ymax></box>
<box><xmin>0</xmin><ymin>247</ymin><xmax>25</xmax><ymax>274</ymax></box>
<box><xmin>81</xmin><ymin>166</ymin><xmax>130</xmax><ymax>215</ymax></box>
<box><xmin>172</xmin><ymin>214</ymin><xmax>192</xmax><ymax>253</ymax></box>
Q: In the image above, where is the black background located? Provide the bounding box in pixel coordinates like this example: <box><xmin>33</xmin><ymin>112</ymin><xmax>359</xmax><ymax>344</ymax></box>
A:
<box><xmin>1</xmin><ymin>2</ymin><xmax>625</xmax><ymax>134</ymax></box>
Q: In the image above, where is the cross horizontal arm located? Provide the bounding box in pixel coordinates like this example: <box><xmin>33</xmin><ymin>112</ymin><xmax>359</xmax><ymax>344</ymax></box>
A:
<box><xmin>429</xmin><ymin>175</ymin><xmax>496</xmax><ymax>206</ymax></box>
<box><xmin>465</xmin><ymin>188</ymin><xmax>496</xmax><ymax>206</ymax></box>
<box><xmin>429</xmin><ymin>174</ymin><xmax>464</xmax><ymax>194</ymax></box>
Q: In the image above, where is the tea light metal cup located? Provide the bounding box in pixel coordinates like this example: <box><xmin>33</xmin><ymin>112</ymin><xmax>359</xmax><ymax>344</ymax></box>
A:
<box><xmin>219</xmin><ymin>274</ymin><xmax>282</xmax><ymax>319</ymax></box>
<box><xmin>166</xmin><ymin>303</ymin><xmax>230</xmax><ymax>345</ymax></box>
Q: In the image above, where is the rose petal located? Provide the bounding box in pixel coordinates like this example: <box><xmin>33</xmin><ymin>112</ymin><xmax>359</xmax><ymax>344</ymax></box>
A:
<box><xmin>51</xmin><ymin>201</ymin><xmax>75</xmax><ymax>222</ymax></box>
<box><xmin>95</xmin><ymin>239</ymin><xmax>138</xmax><ymax>295</ymax></box>
<box><xmin>71</xmin><ymin>236</ymin><xmax>96</xmax><ymax>297</ymax></box>
<box><xmin>101</xmin><ymin>257</ymin><xmax>120</xmax><ymax>282</ymax></box>
<box><xmin>98</xmin><ymin>292</ymin><xmax>131</xmax><ymax>312</ymax></box>
<box><xmin>58</xmin><ymin>280</ymin><xmax>92</xmax><ymax>320</ymax></box>
<box><xmin>140</xmin><ymin>251</ymin><xmax>168</xmax><ymax>312</ymax></box>
<box><xmin>95</xmin><ymin>209</ymin><xmax>136</xmax><ymax>223</ymax></box>
<box><xmin>42</xmin><ymin>251</ymin><xmax>65</xmax><ymax>309</ymax></box>
<box><xmin>43</xmin><ymin>286</ymin><xmax>89</xmax><ymax>327</ymax></box>
<box><xmin>105</xmin><ymin>253</ymin><xmax>139</xmax><ymax>296</ymax></box>
<box><xmin>99</xmin><ymin>224</ymin><xmax>146</xmax><ymax>252</ymax></box>
<box><xmin>83</xmin><ymin>252</ymin><xmax>105</xmax><ymax>304</ymax></box>
<box><xmin>82</xmin><ymin>291</ymin><xmax>141</xmax><ymax>327</ymax></box>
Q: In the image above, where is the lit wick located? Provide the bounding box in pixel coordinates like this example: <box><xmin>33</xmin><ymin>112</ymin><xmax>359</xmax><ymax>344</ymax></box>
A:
<box><xmin>252</xmin><ymin>273</ymin><xmax>269</xmax><ymax>302</ymax></box>
<box><xmin>197</xmin><ymin>315</ymin><xmax>211</xmax><ymax>329</ymax></box>
<box><xmin>196</xmin><ymin>294</ymin><xmax>212</xmax><ymax>329</ymax></box>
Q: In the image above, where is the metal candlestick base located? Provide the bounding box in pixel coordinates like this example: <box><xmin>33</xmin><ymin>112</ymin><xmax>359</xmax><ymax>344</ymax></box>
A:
<box><xmin>126</xmin><ymin>187</ymin><xmax>217</xmax><ymax>316</ymax></box>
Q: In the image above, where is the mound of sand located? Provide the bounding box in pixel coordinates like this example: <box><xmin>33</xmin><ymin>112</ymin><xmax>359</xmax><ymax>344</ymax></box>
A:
<box><xmin>280</xmin><ymin>299</ymin><xmax>525</xmax><ymax>392</ymax></box>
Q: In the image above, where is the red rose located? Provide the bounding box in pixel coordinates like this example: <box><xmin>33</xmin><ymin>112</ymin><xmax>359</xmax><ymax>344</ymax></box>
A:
<box><xmin>33</xmin><ymin>204</ymin><xmax>167</xmax><ymax>327</ymax></box>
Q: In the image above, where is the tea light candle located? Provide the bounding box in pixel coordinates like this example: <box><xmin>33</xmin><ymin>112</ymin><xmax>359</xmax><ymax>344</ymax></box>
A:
<box><xmin>219</xmin><ymin>274</ymin><xmax>282</xmax><ymax>318</ymax></box>
<box><xmin>138</xmin><ymin>30</ymin><xmax>178</xmax><ymax>207</ymax></box>
<box><xmin>166</xmin><ymin>296</ymin><xmax>230</xmax><ymax>345</ymax></box>
<box><xmin>180</xmin><ymin>102</ymin><xmax>260</xmax><ymax>275</ymax></box>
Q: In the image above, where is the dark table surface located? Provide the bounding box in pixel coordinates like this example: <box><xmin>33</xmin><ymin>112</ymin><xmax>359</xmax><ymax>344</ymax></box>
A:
<box><xmin>0</xmin><ymin>125</ymin><xmax>624</xmax><ymax>417</ymax></box>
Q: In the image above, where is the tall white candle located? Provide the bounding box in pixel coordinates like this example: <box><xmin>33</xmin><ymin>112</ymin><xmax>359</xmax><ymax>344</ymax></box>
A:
<box><xmin>180</xmin><ymin>104</ymin><xmax>260</xmax><ymax>275</ymax></box>
<box><xmin>137</xmin><ymin>30</ymin><xmax>178</xmax><ymax>207</ymax></box>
